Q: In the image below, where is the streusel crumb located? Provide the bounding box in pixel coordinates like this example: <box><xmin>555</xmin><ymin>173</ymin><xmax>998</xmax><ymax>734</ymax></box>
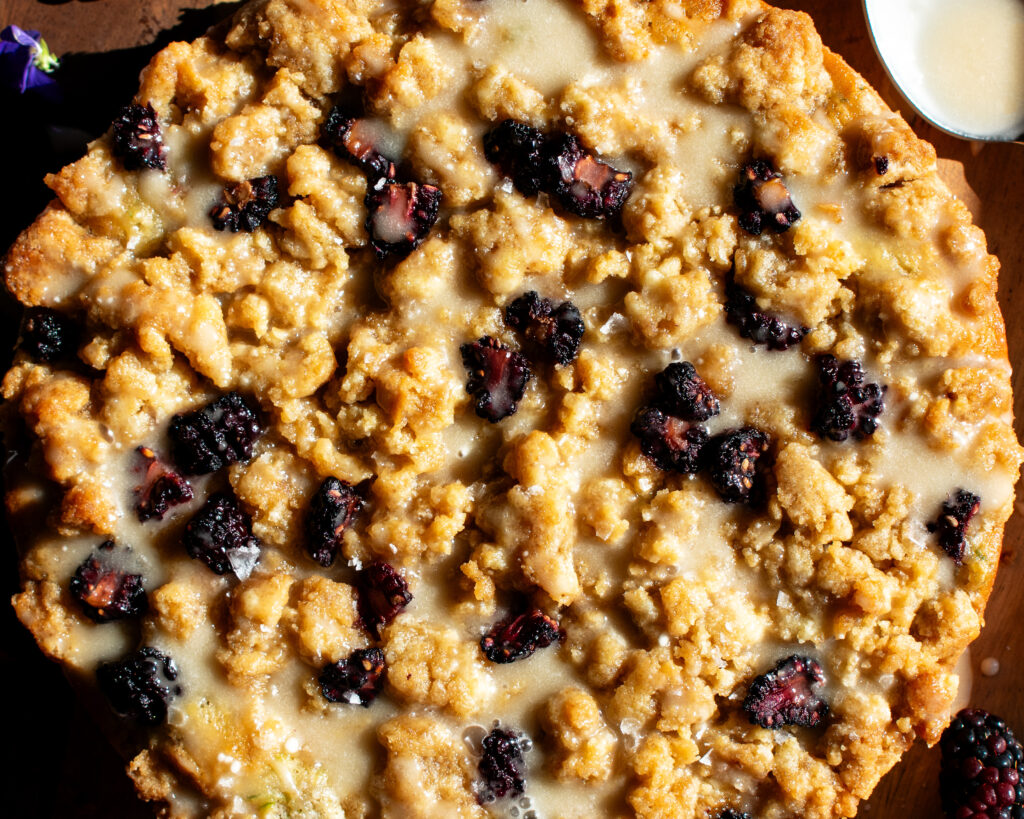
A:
<box><xmin>3</xmin><ymin>0</ymin><xmax>1020</xmax><ymax>816</ymax></box>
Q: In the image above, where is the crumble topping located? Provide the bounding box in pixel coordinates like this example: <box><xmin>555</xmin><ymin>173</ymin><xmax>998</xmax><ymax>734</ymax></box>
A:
<box><xmin>3</xmin><ymin>0</ymin><xmax>1021</xmax><ymax>817</ymax></box>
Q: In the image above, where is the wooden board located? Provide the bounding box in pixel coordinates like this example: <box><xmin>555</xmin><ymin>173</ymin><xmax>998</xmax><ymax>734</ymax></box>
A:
<box><xmin>0</xmin><ymin>0</ymin><xmax>1020</xmax><ymax>816</ymax></box>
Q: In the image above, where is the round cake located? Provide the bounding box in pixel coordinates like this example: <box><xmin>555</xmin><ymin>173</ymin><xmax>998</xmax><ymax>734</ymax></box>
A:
<box><xmin>3</xmin><ymin>0</ymin><xmax>1021</xmax><ymax>816</ymax></box>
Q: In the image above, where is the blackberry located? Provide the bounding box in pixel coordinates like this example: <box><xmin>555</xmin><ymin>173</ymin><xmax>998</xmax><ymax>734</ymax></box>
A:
<box><xmin>168</xmin><ymin>392</ymin><xmax>263</xmax><ymax>475</ymax></box>
<box><xmin>183</xmin><ymin>493</ymin><xmax>261</xmax><ymax>578</ymax></box>
<box><xmin>365</xmin><ymin>178</ymin><xmax>442</xmax><ymax>260</ymax></box>
<box><xmin>319</xmin><ymin>647</ymin><xmax>387</xmax><ymax>706</ymax></box>
<box><xmin>631</xmin><ymin>362</ymin><xmax>719</xmax><ymax>474</ymax></box>
<box><xmin>654</xmin><ymin>362</ymin><xmax>720</xmax><ymax>422</ymax></box>
<box><xmin>322</xmin><ymin>106</ymin><xmax>396</xmax><ymax>181</ymax></box>
<box><xmin>480</xmin><ymin>608</ymin><xmax>562</xmax><ymax>664</ymax></box>
<box><xmin>210</xmin><ymin>175</ymin><xmax>279</xmax><ymax>232</ymax></box>
<box><xmin>483</xmin><ymin>120</ymin><xmax>634</xmax><ymax>218</ymax></box>
<box><xmin>631</xmin><ymin>405</ymin><xmax>709</xmax><ymax>474</ymax></box>
<box><xmin>809</xmin><ymin>355</ymin><xmax>886</xmax><ymax>442</ymax></box>
<box><xmin>940</xmin><ymin>708</ymin><xmax>1024</xmax><ymax>819</ymax></box>
<box><xmin>307</xmin><ymin>477</ymin><xmax>366</xmax><ymax>568</ymax></box>
<box><xmin>874</xmin><ymin>155</ymin><xmax>890</xmax><ymax>176</ymax></box>
<box><xmin>18</xmin><ymin>307</ymin><xmax>79</xmax><ymax>362</ymax></box>
<box><xmin>504</xmin><ymin>291</ymin><xmax>585</xmax><ymax>366</ymax></box>
<box><xmin>928</xmin><ymin>489</ymin><xmax>981</xmax><ymax>564</ymax></box>
<box><xmin>717</xmin><ymin>811</ymin><xmax>752</xmax><ymax>819</ymax></box>
<box><xmin>355</xmin><ymin>561</ymin><xmax>412</xmax><ymax>638</ymax></box>
<box><xmin>543</xmin><ymin>132</ymin><xmax>634</xmax><ymax>220</ymax></box>
<box><xmin>96</xmin><ymin>647</ymin><xmax>181</xmax><ymax>726</ymax></box>
<box><xmin>724</xmin><ymin>274</ymin><xmax>808</xmax><ymax>350</ymax></box>
<box><xmin>743</xmin><ymin>654</ymin><xmax>829</xmax><ymax>729</ymax></box>
<box><xmin>478</xmin><ymin>727</ymin><xmax>528</xmax><ymax>803</ymax></box>
<box><xmin>706</xmin><ymin>427</ymin><xmax>772</xmax><ymax>504</ymax></box>
<box><xmin>734</xmin><ymin>158</ymin><xmax>800</xmax><ymax>235</ymax></box>
<box><xmin>134</xmin><ymin>446</ymin><xmax>193</xmax><ymax>522</ymax></box>
<box><xmin>69</xmin><ymin>542</ymin><xmax>147</xmax><ymax>623</ymax></box>
<box><xmin>111</xmin><ymin>102</ymin><xmax>167</xmax><ymax>171</ymax></box>
<box><xmin>460</xmin><ymin>336</ymin><xmax>533</xmax><ymax>422</ymax></box>
<box><xmin>483</xmin><ymin>119</ymin><xmax>547</xmax><ymax>197</ymax></box>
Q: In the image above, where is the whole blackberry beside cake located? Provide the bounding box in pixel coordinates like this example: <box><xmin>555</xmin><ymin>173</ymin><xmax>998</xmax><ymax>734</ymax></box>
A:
<box><xmin>941</xmin><ymin>709</ymin><xmax>1024</xmax><ymax>818</ymax></box>
<box><xmin>3</xmin><ymin>0</ymin><xmax>1021</xmax><ymax>816</ymax></box>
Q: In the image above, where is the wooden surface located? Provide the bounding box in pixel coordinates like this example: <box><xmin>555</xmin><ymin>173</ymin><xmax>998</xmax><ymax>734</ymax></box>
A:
<box><xmin>0</xmin><ymin>0</ymin><xmax>1021</xmax><ymax>816</ymax></box>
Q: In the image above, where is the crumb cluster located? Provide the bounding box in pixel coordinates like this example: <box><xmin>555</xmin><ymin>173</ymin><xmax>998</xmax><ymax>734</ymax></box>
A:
<box><xmin>3</xmin><ymin>0</ymin><xmax>1021</xmax><ymax>816</ymax></box>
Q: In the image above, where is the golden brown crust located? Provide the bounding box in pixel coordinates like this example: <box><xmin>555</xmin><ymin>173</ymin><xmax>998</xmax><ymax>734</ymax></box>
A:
<box><xmin>4</xmin><ymin>1</ymin><xmax>1021</xmax><ymax>817</ymax></box>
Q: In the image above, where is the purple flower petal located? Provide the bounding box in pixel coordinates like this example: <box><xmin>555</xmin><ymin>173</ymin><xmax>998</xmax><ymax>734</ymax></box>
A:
<box><xmin>2</xmin><ymin>26</ymin><xmax>43</xmax><ymax>49</ymax></box>
<box><xmin>0</xmin><ymin>48</ymin><xmax>33</xmax><ymax>93</ymax></box>
<box><xmin>21</xmin><ymin>63</ymin><xmax>54</xmax><ymax>93</ymax></box>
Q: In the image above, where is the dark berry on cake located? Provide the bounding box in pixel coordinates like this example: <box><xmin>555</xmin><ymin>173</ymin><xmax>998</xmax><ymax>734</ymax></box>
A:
<box><xmin>355</xmin><ymin>561</ymin><xmax>412</xmax><ymax>639</ymax></box>
<box><xmin>543</xmin><ymin>132</ymin><xmax>634</xmax><ymax>220</ymax></box>
<box><xmin>480</xmin><ymin>609</ymin><xmax>563</xmax><ymax>664</ymax></box>
<box><xmin>210</xmin><ymin>175</ymin><xmax>280</xmax><ymax>232</ymax></box>
<box><xmin>631</xmin><ymin>406</ymin><xmax>709</xmax><ymax>474</ymax></box>
<box><xmin>724</xmin><ymin>274</ymin><xmax>808</xmax><ymax>350</ymax></box>
<box><xmin>18</xmin><ymin>307</ymin><xmax>79</xmax><ymax>362</ymax></box>
<box><xmin>743</xmin><ymin>654</ymin><xmax>829</xmax><ymax>729</ymax></box>
<box><xmin>632</xmin><ymin>362</ymin><xmax>719</xmax><ymax>474</ymax></box>
<box><xmin>461</xmin><ymin>336</ymin><xmax>533</xmax><ymax>422</ymax></box>
<box><xmin>307</xmin><ymin>477</ymin><xmax>365</xmax><ymax>568</ymax></box>
<box><xmin>97</xmin><ymin>647</ymin><xmax>181</xmax><ymax>726</ymax></box>
<box><xmin>319</xmin><ymin>647</ymin><xmax>387</xmax><ymax>706</ymax></box>
<box><xmin>111</xmin><ymin>102</ymin><xmax>167</xmax><ymax>171</ymax></box>
<box><xmin>365</xmin><ymin>178</ymin><xmax>442</xmax><ymax>260</ymax></box>
<box><xmin>478</xmin><ymin>727</ymin><xmax>528</xmax><ymax>803</ymax></box>
<box><xmin>706</xmin><ymin>428</ymin><xmax>772</xmax><ymax>504</ymax></box>
<box><xmin>70</xmin><ymin>541</ymin><xmax>147</xmax><ymax>622</ymax></box>
<box><xmin>716</xmin><ymin>811</ymin><xmax>753</xmax><ymax>819</ymax></box>
<box><xmin>483</xmin><ymin>119</ymin><xmax>548</xmax><ymax>197</ymax></box>
<box><xmin>321</xmin><ymin>106</ymin><xmax>396</xmax><ymax>181</ymax></box>
<box><xmin>183</xmin><ymin>493</ymin><xmax>261</xmax><ymax>578</ymax></box>
<box><xmin>940</xmin><ymin>708</ymin><xmax>1024</xmax><ymax>819</ymax></box>
<box><xmin>483</xmin><ymin>120</ymin><xmax>634</xmax><ymax>218</ymax></box>
<box><xmin>810</xmin><ymin>355</ymin><xmax>886</xmax><ymax>442</ymax></box>
<box><xmin>168</xmin><ymin>392</ymin><xmax>263</xmax><ymax>475</ymax></box>
<box><xmin>504</xmin><ymin>291</ymin><xmax>585</xmax><ymax>366</ymax></box>
<box><xmin>654</xmin><ymin>362</ymin><xmax>720</xmax><ymax>422</ymax></box>
<box><xmin>928</xmin><ymin>489</ymin><xmax>982</xmax><ymax>564</ymax></box>
<box><xmin>734</xmin><ymin>158</ymin><xmax>800</xmax><ymax>235</ymax></box>
<box><xmin>134</xmin><ymin>446</ymin><xmax>193</xmax><ymax>522</ymax></box>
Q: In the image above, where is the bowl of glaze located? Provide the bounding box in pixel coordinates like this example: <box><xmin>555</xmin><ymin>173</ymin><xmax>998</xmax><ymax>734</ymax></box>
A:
<box><xmin>863</xmin><ymin>0</ymin><xmax>1024</xmax><ymax>142</ymax></box>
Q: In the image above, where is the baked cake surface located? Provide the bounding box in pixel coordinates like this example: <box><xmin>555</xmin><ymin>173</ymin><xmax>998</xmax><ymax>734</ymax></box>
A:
<box><xmin>3</xmin><ymin>0</ymin><xmax>1022</xmax><ymax>817</ymax></box>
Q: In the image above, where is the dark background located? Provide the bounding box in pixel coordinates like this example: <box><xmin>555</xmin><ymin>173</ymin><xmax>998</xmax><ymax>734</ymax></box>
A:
<box><xmin>0</xmin><ymin>0</ymin><xmax>1021</xmax><ymax>816</ymax></box>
